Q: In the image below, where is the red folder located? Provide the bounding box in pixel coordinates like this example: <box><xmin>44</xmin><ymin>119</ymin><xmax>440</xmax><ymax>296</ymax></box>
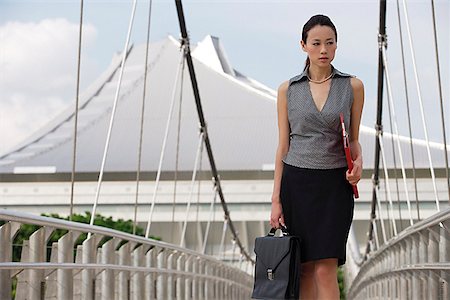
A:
<box><xmin>340</xmin><ymin>113</ymin><xmax>359</xmax><ymax>199</ymax></box>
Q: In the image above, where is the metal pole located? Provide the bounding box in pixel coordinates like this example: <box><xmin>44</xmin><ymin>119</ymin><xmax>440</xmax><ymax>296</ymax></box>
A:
<box><xmin>366</xmin><ymin>0</ymin><xmax>387</xmax><ymax>258</ymax></box>
<box><xmin>70</xmin><ymin>0</ymin><xmax>84</xmax><ymax>221</ymax></box>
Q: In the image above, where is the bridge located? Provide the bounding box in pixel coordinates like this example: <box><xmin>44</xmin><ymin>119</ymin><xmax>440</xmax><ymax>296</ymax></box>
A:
<box><xmin>0</xmin><ymin>0</ymin><xmax>449</xmax><ymax>299</ymax></box>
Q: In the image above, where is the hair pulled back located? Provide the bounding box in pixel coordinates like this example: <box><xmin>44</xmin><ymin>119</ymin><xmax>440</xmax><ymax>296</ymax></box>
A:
<box><xmin>302</xmin><ymin>15</ymin><xmax>337</xmax><ymax>70</ymax></box>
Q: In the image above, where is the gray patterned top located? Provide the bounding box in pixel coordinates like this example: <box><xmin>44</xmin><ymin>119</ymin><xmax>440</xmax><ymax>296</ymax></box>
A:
<box><xmin>282</xmin><ymin>66</ymin><xmax>354</xmax><ymax>169</ymax></box>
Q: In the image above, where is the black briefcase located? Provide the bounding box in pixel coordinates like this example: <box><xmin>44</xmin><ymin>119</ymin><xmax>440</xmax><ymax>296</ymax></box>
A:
<box><xmin>252</xmin><ymin>226</ymin><xmax>301</xmax><ymax>300</ymax></box>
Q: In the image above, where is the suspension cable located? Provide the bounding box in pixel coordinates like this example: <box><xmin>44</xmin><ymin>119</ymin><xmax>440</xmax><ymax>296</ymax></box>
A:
<box><xmin>133</xmin><ymin>0</ymin><xmax>153</xmax><ymax>235</ymax></box>
<box><xmin>145</xmin><ymin>47</ymin><xmax>186</xmax><ymax>238</ymax></box>
<box><xmin>219</xmin><ymin>219</ymin><xmax>228</xmax><ymax>259</ymax></box>
<box><xmin>376</xmin><ymin>155</ymin><xmax>388</xmax><ymax>243</ymax></box>
<box><xmin>381</xmin><ymin>46</ymin><xmax>414</xmax><ymax>226</ymax></box>
<box><xmin>385</xmin><ymin>77</ymin><xmax>403</xmax><ymax>231</ymax></box>
<box><xmin>171</xmin><ymin>48</ymin><xmax>186</xmax><ymax>229</ymax></box>
<box><xmin>196</xmin><ymin>137</ymin><xmax>204</xmax><ymax>247</ymax></box>
<box><xmin>179</xmin><ymin>131</ymin><xmax>205</xmax><ymax>247</ymax></box>
<box><xmin>202</xmin><ymin>188</ymin><xmax>218</xmax><ymax>254</ymax></box>
<box><xmin>70</xmin><ymin>0</ymin><xmax>84</xmax><ymax>221</ymax></box>
<box><xmin>381</xmin><ymin>164</ymin><xmax>393</xmax><ymax>237</ymax></box>
<box><xmin>372</xmin><ymin>218</ymin><xmax>380</xmax><ymax>250</ymax></box>
<box><xmin>402</xmin><ymin>0</ymin><xmax>440</xmax><ymax>211</ymax></box>
<box><xmin>231</xmin><ymin>238</ymin><xmax>237</xmax><ymax>264</ymax></box>
<box><xmin>431</xmin><ymin>0</ymin><xmax>450</xmax><ymax>203</ymax></box>
<box><xmin>378</xmin><ymin>134</ymin><xmax>398</xmax><ymax>236</ymax></box>
<box><xmin>396</xmin><ymin>0</ymin><xmax>420</xmax><ymax>221</ymax></box>
<box><xmin>89</xmin><ymin>0</ymin><xmax>138</xmax><ymax>232</ymax></box>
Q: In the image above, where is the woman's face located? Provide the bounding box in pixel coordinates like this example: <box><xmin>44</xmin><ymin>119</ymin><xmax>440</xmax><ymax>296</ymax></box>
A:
<box><xmin>301</xmin><ymin>25</ymin><xmax>337</xmax><ymax>67</ymax></box>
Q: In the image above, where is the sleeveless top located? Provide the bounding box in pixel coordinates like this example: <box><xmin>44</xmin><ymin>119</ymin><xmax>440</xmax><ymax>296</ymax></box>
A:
<box><xmin>282</xmin><ymin>66</ymin><xmax>354</xmax><ymax>169</ymax></box>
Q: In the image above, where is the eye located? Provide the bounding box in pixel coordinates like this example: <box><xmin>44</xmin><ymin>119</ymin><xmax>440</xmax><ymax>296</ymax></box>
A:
<box><xmin>327</xmin><ymin>41</ymin><xmax>334</xmax><ymax>45</ymax></box>
<box><xmin>313</xmin><ymin>42</ymin><xmax>320</xmax><ymax>46</ymax></box>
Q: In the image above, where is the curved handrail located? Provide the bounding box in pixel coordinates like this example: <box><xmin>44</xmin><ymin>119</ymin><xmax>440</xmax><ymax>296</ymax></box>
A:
<box><xmin>348</xmin><ymin>207</ymin><xmax>450</xmax><ymax>298</ymax></box>
<box><xmin>0</xmin><ymin>262</ymin><xmax>252</xmax><ymax>291</ymax></box>
<box><xmin>0</xmin><ymin>209</ymin><xmax>241</xmax><ymax>267</ymax></box>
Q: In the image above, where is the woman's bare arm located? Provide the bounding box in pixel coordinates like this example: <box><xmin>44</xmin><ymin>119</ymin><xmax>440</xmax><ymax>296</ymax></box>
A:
<box><xmin>270</xmin><ymin>80</ymin><xmax>290</xmax><ymax>228</ymax></box>
<box><xmin>347</xmin><ymin>77</ymin><xmax>365</xmax><ymax>185</ymax></box>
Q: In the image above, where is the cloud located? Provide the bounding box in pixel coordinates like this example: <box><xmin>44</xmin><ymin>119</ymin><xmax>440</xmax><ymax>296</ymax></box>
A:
<box><xmin>0</xmin><ymin>18</ymin><xmax>97</xmax><ymax>154</ymax></box>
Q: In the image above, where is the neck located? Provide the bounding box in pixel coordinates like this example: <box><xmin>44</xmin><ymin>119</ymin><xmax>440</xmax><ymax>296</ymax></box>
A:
<box><xmin>308</xmin><ymin>65</ymin><xmax>333</xmax><ymax>81</ymax></box>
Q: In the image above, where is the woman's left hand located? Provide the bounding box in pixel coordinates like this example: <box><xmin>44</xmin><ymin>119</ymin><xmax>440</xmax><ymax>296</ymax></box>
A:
<box><xmin>346</xmin><ymin>158</ymin><xmax>362</xmax><ymax>185</ymax></box>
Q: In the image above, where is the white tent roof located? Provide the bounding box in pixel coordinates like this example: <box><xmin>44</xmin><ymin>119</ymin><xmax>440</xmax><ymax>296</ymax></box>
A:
<box><xmin>0</xmin><ymin>35</ymin><xmax>448</xmax><ymax>174</ymax></box>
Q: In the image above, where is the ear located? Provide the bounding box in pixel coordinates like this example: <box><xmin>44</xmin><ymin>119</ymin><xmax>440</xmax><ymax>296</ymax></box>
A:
<box><xmin>300</xmin><ymin>40</ymin><xmax>307</xmax><ymax>52</ymax></box>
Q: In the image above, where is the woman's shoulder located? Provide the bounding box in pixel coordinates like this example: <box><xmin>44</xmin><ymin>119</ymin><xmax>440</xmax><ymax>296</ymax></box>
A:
<box><xmin>333</xmin><ymin>66</ymin><xmax>364</xmax><ymax>90</ymax></box>
<box><xmin>333</xmin><ymin>67</ymin><xmax>354</xmax><ymax>78</ymax></box>
<box><xmin>278</xmin><ymin>81</ymin><xmax>290</xmax><ymax>94</ymax></box>
<box><xmin>350</xmin><ymin>76</ymin><xmax>364</xmax><ymax>91</ymax></box>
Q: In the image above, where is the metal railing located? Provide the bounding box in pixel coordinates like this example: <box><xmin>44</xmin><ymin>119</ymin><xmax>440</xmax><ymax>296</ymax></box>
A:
<box><xmin>347</xmin><ymin>207</ymin><xmax>450</xmax><ymax>299</ymax></box>
<box><xmin>0</xmin><ymin>209</ymin><xmax>253</xmax><ymax>299</ymax></box>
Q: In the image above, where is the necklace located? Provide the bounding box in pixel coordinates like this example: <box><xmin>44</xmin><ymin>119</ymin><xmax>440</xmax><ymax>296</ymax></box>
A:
<box><xmin>306</xmin><ymin>69</ymin><xmax>334</xmax><ymax>84</ymax></box>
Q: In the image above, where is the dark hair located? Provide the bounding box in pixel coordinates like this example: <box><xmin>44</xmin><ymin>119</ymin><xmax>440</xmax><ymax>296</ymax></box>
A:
<box><xmin>302</xmin><ymin>15</ymin><xmax>337</xmax><ymax>70</ymax></box>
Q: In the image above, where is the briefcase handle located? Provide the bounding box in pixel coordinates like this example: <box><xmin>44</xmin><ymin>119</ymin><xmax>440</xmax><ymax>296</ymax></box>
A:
<box><xmin>268</xmin><ymin>225</ymin><xmax>290</xmax><ymax>237</ymax></box>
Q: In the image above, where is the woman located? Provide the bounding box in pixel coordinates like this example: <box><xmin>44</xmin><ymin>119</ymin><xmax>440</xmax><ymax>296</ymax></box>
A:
<box><xmin>270</xmin><ymin>15</ymin><xmax>364</xmax><ymax>299</ymax></box>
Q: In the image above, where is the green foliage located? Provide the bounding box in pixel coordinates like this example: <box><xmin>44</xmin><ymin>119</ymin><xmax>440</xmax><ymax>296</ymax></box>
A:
<box><xmin>12</xmin><ymin>223</ymin><xmax>40</xmax><ymax>262</ymax></box>
<box><xmin>338</xmin><ymin>266</ymin><xmax>346</xmax><ymax>299</ymax></box>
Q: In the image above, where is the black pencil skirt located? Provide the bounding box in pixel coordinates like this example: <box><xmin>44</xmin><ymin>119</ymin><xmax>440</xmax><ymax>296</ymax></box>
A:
<box><xmin>280</xmin><ymin>162</ymin><xmax>354</xmax><ymax>267</ymax></box>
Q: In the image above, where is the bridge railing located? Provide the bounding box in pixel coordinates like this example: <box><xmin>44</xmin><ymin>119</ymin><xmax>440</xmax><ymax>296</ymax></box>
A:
<box><xmin>0</xmin><ymin>209</ymin><xmax>253</xmax><ymax>299</ymax></box>
<box><xmin>347</xmin><ymin>207</ymin><xmax>450</xmax><ymax>300</ymax></box>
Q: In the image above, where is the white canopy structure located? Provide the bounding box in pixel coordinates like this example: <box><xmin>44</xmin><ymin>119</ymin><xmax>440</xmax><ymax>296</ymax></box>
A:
<box><xmin>0</xmin><ymin>35</ymin><xmax>448</xmax><ymax>175</ymax></box>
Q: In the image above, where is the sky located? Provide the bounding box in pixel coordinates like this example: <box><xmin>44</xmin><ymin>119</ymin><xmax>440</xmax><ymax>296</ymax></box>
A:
<box><xmin>0</xmin><ymin>0</ymin><xmax>449</xmax><ymax>155</ymax></box>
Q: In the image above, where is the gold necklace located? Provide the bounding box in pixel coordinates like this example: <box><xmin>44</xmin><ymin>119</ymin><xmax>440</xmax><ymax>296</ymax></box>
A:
<box><xmin>306</xmin><ymin>69</ymin><xmax>333</xmax><ymax>84</ymax></box>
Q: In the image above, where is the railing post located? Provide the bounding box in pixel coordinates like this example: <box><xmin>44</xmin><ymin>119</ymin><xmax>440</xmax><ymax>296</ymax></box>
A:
<box><xmin>419</xmin><ymin>231</ymin><xmax>428</xmax><ymax>297</ymax></box>
<box><xmin>381</xmin><ymin>254</ymin><xmax>386</xmax><ymax>299</ymax></box>
<box><xmin>228</xmin><ymin>266</ymin><xmax>233</xmax><ymax>299</ymax></box>
<box><xmin>118</xmin><ymin>242</ymin><xmax>131</xmax><ymax>300</ymax></box>
<box><xmin>237</xmin><ymin>268</ymin><xmax>241</xmax><ymax>300</ymax></box>
<box><xmin>400</xmin><ymin>240</ymin><xmax>409</xmax><ymax>299</ymax></box>
<box><xmin>29</xmin><ymin>227</ymin><xmax>53</xmax><ymax>300</ymax></box>
<box><xmin>167</xmin><ymin>251</ymin><xmax>175</xmax><ymax>299</ymax></box>
<box><xmin>428</xmin><ymin>226</ymin><xmax>440</xmax><ymax>299</ymax></box>
<box><xmin>81</xmin><ymin>235</ymin><xmax>99</xmax><ymax>300</ymax></box>
<box><xmin>198</xmin><ymin>258</ymin><xmax>204</xmax><ymax>300</ymax></box>
<box><xmin>101</xmin><ymin>238</ymin><xmax>116</xmax><ymax>300</ymax></box>
<box><xmin>145</xmin><ymin>247</ymin><xmax>157</xmax><ymax>300</ymax></box>
<box><xmin>176</xmin><ymin>253</ymin><xmax>185</xmax><ymax>300</ymax></box>
<box><xmin>131</xmin><ymin>245</ymin><xmax>144</xmax><ymax>300</ymax></box>
<box><xmin>215</xmin><ymin>262</ymin><xmax>220</xmax><ymax>299</ymax></box>
<box><xmin>57</xmin><ymin>231</ymin><xmax>79</xmax><ymax>300</ymax></box>
<box><xmin>156</xmin><ymin>249</ymin><xmax>167</xmax><ymax>299</ymax></box>
<box><xmin>73</xmin><ymin>244</ymin><xmax>83</xmax><ymax>297</ymax></box>
<box><xmin>411</xmin><ymin>233</ymin><xmax>421</xmax><ymax>300</ymax></box>
<box><xmin>440</xmin><ymin>220</ymin><xmax>450</xmax><ymax>299</ymax></box>
<box><xmin>184</xmin><ymin>255</ymin><xmax>192</xmax><ymax>300</ymax></box>
<box><xmin>205</xmin><ymin>261</ymin><xmax>215</xmax><ymax>299</ymax></box>
<box><xmin>390</xmin><ymin>249</ymin><xmax>396</xmax><ymax>299</ymax></box>
<box><xmin>0</xmin><ymin>222</ymin><xmax>13</xmax><ymax>299</ymax></box>
<box><xmin>192</xmin><ymin>257</ymin><xmax>199</xmax><ymax>300</ymax></box>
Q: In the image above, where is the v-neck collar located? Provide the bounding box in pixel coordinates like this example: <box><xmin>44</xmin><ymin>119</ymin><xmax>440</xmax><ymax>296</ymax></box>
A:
<box><xmin>307</xmin><ymin>77</ymin><xmax>335</xmax><ymax>114</ymax></box>
<box><xmin>288</xmin><ymin>65</ymin><xmax>353</xmax><ymax>117</ymax></box>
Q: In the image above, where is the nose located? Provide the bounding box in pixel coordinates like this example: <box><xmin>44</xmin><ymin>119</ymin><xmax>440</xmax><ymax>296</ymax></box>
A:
<box><xmin>320</xmin><ymin>45</ymin><xmax>327</xmax><ymax>54</ymax></box>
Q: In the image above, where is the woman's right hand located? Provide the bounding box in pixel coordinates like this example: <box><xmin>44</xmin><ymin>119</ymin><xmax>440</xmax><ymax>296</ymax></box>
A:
<box><xmin>270</xmin><ymin>197</ymin><xmax>285</xmax><ymax>229</ymax></box>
